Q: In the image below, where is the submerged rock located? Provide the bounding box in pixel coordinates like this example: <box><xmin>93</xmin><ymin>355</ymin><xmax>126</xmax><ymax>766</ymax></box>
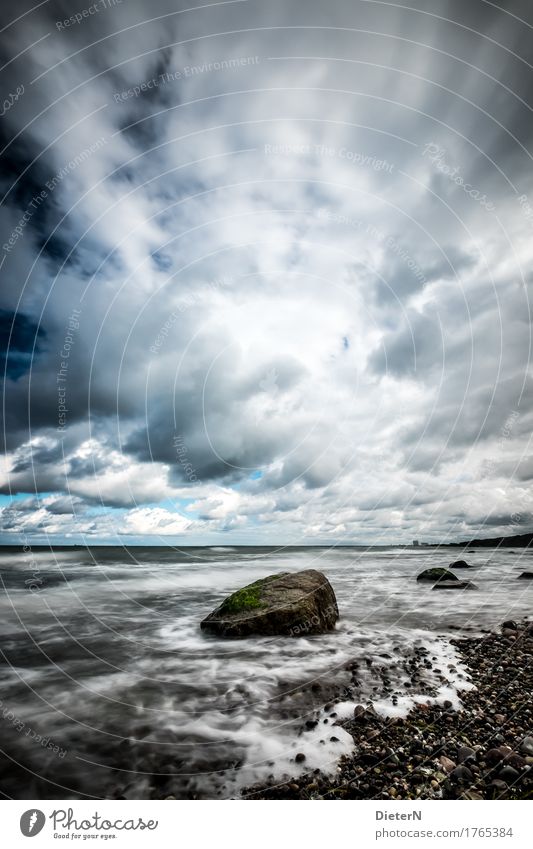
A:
<box><xmin>200</xmin><ymin>569</ymin><xmax>339</xmax><ymax>638</ymax></box>
<box><xmin>449</xmin><ymin>560</ymin><xmax>473</xmax><ymax>569</ymax></box>
<box><xmin>432</xmin><ymin>580</ymin><xmax>478</xmax><ymax>590</ymax></box>
<box><xmin>416</xmin><ymin>568</ymin><xmax>459</xmax><ymax>583</ymax></box>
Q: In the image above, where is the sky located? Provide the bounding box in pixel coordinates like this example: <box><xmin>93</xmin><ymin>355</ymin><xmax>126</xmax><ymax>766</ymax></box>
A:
<box><xmin>1</xmin><ymin>0</ymin><xmax>533</xmax><ymax>545</ymax></box>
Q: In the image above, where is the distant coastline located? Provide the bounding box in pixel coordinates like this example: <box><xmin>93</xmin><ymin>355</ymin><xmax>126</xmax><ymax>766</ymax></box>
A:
<box><xmin>1</xmin><ymin>531</ymin><xmax>533</xmax><ymax>551</ymax></box>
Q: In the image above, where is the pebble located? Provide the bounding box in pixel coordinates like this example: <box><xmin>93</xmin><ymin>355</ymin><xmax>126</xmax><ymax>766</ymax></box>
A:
<box><xmin>450</xmin><ymin>765</ymin><xmax>473</xmax><ymax>783</ymax></box>
<box><xmin>457</xmin><ymin>746</ymin><xmax>476</xmax><ymax>764</ymax></box>
<box><xmin>520</xmin><ymin>736</ymin><xmax>533</xmax><ymax>756</ymax></box>
<box><xmin>485</xmin><ymin>747</ymin><xmax>510</xmax><ymax>766</ymax></box>
<box><xmin>498</xmin><ymin>766</ymin><xmax>519</xmax><ymax>783</ymax></box>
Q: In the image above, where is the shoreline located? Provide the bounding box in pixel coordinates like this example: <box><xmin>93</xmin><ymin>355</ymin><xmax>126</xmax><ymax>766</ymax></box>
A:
<box><xmin>242</xmin><ymin>619</ymin><xmax>533</xmax><ymax>800</ymax></box>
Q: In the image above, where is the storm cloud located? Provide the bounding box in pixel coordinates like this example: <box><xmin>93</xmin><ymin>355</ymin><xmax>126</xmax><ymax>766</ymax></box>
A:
<box><xmin>1</xmin><ymin>0</ymin><xmax>533</xmax><ymax>543</ymax></box>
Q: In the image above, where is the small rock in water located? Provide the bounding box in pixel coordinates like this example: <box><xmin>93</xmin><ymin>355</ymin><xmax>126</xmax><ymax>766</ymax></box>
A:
<box><xmin>417</xmin><ymin>568</ymin><xmax>459</xmax><ymax>583</ymax></box>
<box><xmin>295</xmin><ymin>753</ymin><xmax>306</xmax><ymax>763</ymax></box>
<box><xmin>432</xmin><ymin>580</ymin><xmax>478</xmax><ymax>590</ymax></box>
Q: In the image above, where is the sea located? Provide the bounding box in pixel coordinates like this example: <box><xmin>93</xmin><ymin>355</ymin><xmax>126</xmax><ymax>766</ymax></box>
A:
<box><xmin>0</xmin><ymin>545</ymin><xmax>531</xmax><ymax>799</ymax></box>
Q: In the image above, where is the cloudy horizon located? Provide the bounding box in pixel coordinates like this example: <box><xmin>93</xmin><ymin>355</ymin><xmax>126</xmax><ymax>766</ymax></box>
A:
<box><xmin>1</xmin><ymin>0</ymin><xmax>533</xmax><ymax>545</ymax></box>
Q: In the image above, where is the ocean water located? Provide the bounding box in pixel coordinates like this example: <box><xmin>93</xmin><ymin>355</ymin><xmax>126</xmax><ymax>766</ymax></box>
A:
<box><xmin>0</xmin><ymin>545</ymin><xmax>531</xmax><ymax>799</ymax></box>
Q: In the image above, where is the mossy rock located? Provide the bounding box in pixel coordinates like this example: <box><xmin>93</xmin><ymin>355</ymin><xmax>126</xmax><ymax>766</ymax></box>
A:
<box><xmin>449</xmin><ymin>560</ymin><xmax>473</xmax><ymax>569</ymax></box>
<box><xmin>201</xmin><ymin>570</ymin><xmax>339</xmax><ymax>638</ymax></box>
<box><xmin>416</xmin><ymin>568</ymin><xmax>459</xmax><ymax>583</ymax></box>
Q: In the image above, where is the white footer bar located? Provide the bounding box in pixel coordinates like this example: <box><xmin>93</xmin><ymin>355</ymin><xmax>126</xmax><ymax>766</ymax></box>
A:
<box><xmin>3</xmin><ymin>799</ymin><xmax>531</xmax><ymax>848</ymax></box>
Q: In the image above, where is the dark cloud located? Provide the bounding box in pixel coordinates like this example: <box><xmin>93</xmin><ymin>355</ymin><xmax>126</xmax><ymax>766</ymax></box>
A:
<box><xmin>0</xmin><ymin>308</ymin><xmax>46</xmax><ymax>380</ymax></box>
<box><xmin>1</xmin><ymin>0</ymin><xmax>533</xmax><ymax>541</ymax></box>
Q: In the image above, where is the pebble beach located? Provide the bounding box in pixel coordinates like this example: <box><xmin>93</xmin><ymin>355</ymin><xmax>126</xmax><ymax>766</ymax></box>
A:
<box><xmin>243</xmin><ymin>619</ymin><xmax>533</xmax><ymax>800</ymax></box>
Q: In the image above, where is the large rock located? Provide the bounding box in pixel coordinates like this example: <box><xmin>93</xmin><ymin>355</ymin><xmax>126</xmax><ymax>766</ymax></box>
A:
<box><xmin>200</xmin><ymin>570</ymin><xmax>339</xmax><ymax>638</ymax></box>
<box><xmin>416</xmin><ymin>568</ymin><xmax>459</xmax><ymax>583</ymax></box>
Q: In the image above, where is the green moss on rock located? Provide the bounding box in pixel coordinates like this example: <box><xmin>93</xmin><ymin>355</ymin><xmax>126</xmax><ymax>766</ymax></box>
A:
<box><xmin>217</xmin><ymin>573</ymin><xmax>287</xmax><ymax>616</ymax></box>
<box><xmin>219</xmin><ymin>585</ymin><xmax>264</xmax><ymax>615</ymax></box>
